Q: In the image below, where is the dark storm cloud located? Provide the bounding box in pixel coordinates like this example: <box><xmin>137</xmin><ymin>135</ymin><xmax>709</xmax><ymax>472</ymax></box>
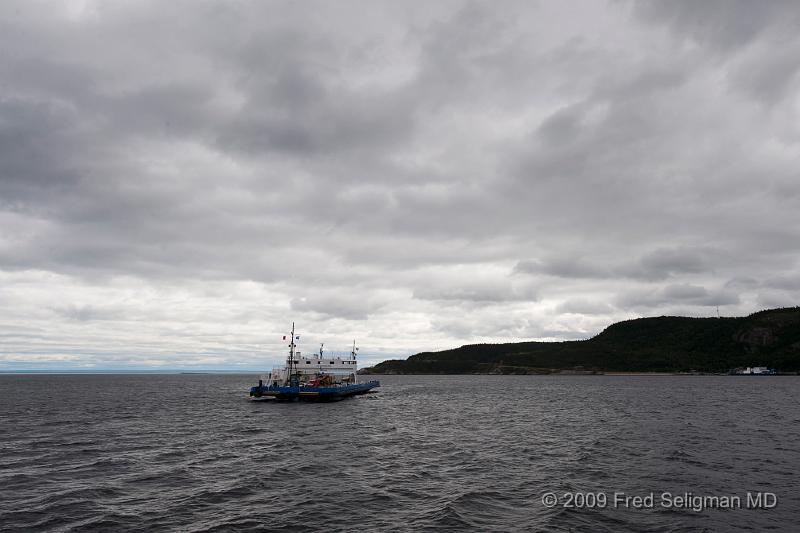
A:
<box><xmin>1</xmin><ymin>0</ymin><xmax>799</xmax><ymax>368</ymax></box>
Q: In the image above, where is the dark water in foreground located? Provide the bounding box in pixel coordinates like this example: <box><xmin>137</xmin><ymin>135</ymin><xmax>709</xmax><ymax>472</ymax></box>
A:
<box><xmin>1</xmin><ymin>374</ymin><xmax>798</xmax><ymax>532</ymax></box>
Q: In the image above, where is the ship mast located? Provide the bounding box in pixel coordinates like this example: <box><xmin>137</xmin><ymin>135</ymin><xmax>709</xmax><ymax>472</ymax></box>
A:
<box><xmin>288</xmin><ymin>322</ymin><xmax>295</xmax><ymax>385</ymax></box>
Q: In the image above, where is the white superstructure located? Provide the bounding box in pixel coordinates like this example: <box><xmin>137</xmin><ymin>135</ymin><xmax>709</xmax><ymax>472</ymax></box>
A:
<box><xmin>739</xmin><ymin>366</ymin><xmax>771</xmax><ymax>375</ymax></box>
<box><xmin>261</xmin><ymin>323</ymin><xmax>360</xmax><ymax>387</ymax></box>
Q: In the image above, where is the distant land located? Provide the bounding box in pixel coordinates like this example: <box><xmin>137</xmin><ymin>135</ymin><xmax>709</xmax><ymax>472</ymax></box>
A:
<box><xmin>362</xmin><ymin>307</ymin><xmax>800</xmax><ymax>375</ymax></box>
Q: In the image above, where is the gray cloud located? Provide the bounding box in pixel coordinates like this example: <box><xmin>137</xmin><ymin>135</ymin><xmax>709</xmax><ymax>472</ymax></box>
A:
<box><xmin>290</xmin><ymin>290</ymin><xmax>390</xmax><ymax>320</ymax></box>
<box><xmin>413</xmin><ymin>275</ymin><xmax>538</xmax><ymax>303</ymax></box>
<box><xmin>0</xmin><ymin>0</ymin><xmax>798</xmax><ymax>369</ymax></box>
<box><xmin>763</xmin><ymin>275</ymin><xmax>800</xmax><ymax>291</ymax></box>
<box><xmin>633</xmin><ymin>1</ymin><xmax>800</xmax><ymax>51</ymax></box>
<box><xmin>636</xmin><ymin>247</ymin><xmax>715</xmax><ymax>280</ymax></box>
<box><xmin>555</xmin><ymin>299</ymin><xmax>615</xmax><ymax>316</ymax></box>
<box><xmin>617</xmin><ymin>284</ymin><xmax>741</xmax><ymax>310</ymax></box>
<box><xmin>515</xmin><ymin>246</ymin><xmax>721</xmax><ymax>282</ymax></box>
<box><xmin>51</xmin><ymin>304</ymin><xmax>124</xmax><ymax>322</ymax></box>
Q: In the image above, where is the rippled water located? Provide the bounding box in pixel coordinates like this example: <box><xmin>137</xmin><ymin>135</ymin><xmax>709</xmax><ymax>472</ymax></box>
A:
<box><xmin>1</xmin><ymin>374</ymin><xmax>798</xmax><ymax>532</ymax></box>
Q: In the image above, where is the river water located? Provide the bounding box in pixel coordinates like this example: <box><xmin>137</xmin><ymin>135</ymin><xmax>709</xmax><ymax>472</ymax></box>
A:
<box><xmin>1</xmin><ymin>374</ymin><xmax>798</xmax><ymax>532</ymax></box>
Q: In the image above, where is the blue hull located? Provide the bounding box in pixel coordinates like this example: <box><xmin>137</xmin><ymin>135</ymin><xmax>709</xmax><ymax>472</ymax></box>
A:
<box><xmin>249</xmin><ymin>380</ymin><xmax>380</xmax><ymax>401</ymax></box>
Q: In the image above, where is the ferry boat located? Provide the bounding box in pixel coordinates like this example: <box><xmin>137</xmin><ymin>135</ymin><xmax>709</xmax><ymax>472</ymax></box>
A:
<box><xmin>249</xmin><ymin>323</ymin><xmax>380</xmax><ymax>401</ymax></box>
<box><xmin>732</xmin><ymin>366</ymin><xmax>777</xmax><ymax>375</ymax></box>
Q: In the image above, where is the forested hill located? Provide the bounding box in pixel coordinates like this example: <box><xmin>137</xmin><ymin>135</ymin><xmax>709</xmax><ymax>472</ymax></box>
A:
<box><xmin>362</xmin><ymin>307</ymin><xmax>800</xmax><ymax>374</ymax></box>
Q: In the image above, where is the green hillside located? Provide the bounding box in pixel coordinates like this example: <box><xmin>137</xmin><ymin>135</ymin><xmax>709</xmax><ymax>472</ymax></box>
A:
<box><xmin>363</xmin><ymin>307</ymin><xmax>800</xmax><ymax>374</ymax></box>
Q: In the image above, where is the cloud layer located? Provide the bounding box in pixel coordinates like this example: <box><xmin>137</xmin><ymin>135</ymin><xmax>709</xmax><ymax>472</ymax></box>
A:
<box><xmin>1</xmin><ymin>1</ymin><xmax>799</xmax><ymax>369</ymax></box>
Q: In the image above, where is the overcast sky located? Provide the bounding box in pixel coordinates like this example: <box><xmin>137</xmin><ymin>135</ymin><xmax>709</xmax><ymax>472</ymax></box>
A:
<box><xmin>1</xmin><ymin>1</ymin><xmax>799</xmax><ymax>370</ymax></box>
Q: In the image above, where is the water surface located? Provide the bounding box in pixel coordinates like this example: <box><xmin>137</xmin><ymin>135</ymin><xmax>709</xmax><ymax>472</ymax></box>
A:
<box><xmin>1</xmin><ymin>374</ymin><xmax>798</xmax><ymax>531</ymax></box>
